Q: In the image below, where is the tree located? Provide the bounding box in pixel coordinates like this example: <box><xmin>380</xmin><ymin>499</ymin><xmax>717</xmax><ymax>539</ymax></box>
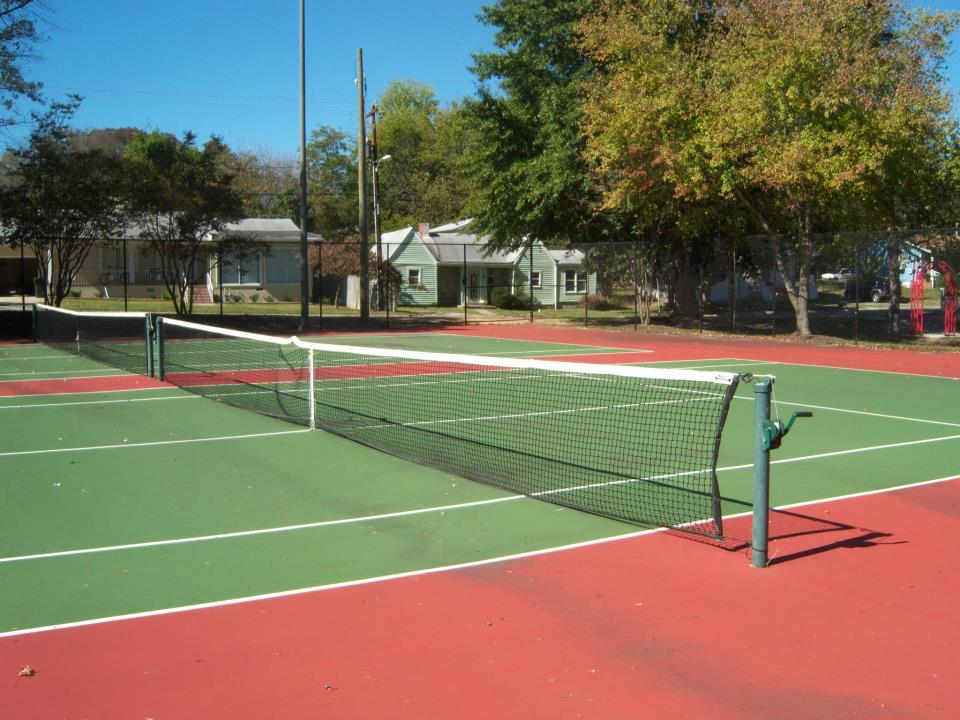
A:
<box><xmin>579</xmin><ymin>0</ymin><xmax>958</xmax><ymax>336</ymax></box>
<box><xmin>124</xmin><ymin>130</ymin><xmax>245</xmax><ymax>316</ymax></box>
<box><xmin>0</xmin><ymin>99</ymin><xmax>128</xmax><ymax>305</ymax></box>
<box><xmin>1</xmin><ymin>0</ymin><xmax>45</xmax><ymax>132</ymax></box>
<box><xmin>209</xmin><ymin>148</ymin><xmax>298</xmax><ymax>220</ymax></box>
<box><xmin>374</xmin><ymin>80</ymin><xmax>472</xmax><ymax>228</ymax></box>
<box><xmin>464</xmin><ymin>0</ymin><xmax>602</xmax><ymax>247</ymax></box>
<box><xmin>309</xmin><ymin>239</ymin><xmax>359</xmax><ymax>307</ymax></box>
<box><xmin>306</xmin><ymin>125</ymin><xmax>357</xmax><ymax>239</ymax></box>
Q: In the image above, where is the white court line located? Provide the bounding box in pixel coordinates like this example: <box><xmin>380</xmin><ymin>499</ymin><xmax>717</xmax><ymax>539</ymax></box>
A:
<box><xmin>722</xmin><ymin>356</ymin><xmax>960</xmax><ymax>381</ymax></box>
<box><xmin>6</xmin><ymin>431</ymin><xmax>958</xmax><ymax>565</ymax></box>
<box><xmin>0</xmin><ymin>394</ymin><xmax>197</xmax><ymax>410</ymax></box>
<box><xmin>2</xmin><ymin>472</ymin><xmax>956</xmax><ymax>639</ymax></box>
<box><xmin>0</xmin><ymin>495</ymin><xmax>524</xmax><ymax>564</ymax></box>
<box><xmin>716</xmin><ymin>433</ymin><xmax>960</xmax><ymax>474</ymax></box>
<box><xmin>0</xmin><ymin>385</ymin><xmax>169</xmax><ymax>399</ymax></box>
<box><xmin>0</xmin><ymin>369</ymin><xmax>122</xmax><ymax>378</ymax></box>
<box><xmin>0</xmin><ymin>429</ymin><xmax>310</xmax><ymax>458</ymax></box>
<box><xmin>732</xmin><ymin>395</ymin><xmax>960</xmax><ymax>429</ymax></box>
<box><xmin>681</xmin><ymin>361</ymin><xmax>780</xmax><ymax>371</ymax></box>
<box><xmin>0</xmin><ymin>353</ymin><xmax>81</xmax><ymax>361</ymax></box>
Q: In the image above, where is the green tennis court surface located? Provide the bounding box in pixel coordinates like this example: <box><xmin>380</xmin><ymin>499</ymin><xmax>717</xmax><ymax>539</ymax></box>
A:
<box><xmin>1</xmin><ymin>335</ymin><xmax>958</xmax><ymax>634</ymax></box>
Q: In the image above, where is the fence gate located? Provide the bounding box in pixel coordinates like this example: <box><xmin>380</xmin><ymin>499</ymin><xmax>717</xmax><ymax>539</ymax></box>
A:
<box><xmin>911</xmin><ymin>261</ymin><xmax>957</xmax><ymax>336</ymax></box>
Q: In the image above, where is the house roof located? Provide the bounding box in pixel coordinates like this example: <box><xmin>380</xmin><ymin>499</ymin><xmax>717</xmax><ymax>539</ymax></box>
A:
<box><xmin>105</xmin><ymin>217</ymin><xmax>322</xmax><ymax>243</ymax></box>
<box><xmin>430</xmin><ymin>218</ymin><xmax>475</xmax><ymax>234</ymax></box>
<box><xmin>548</xmin><ymin>248</ymin><xmax>586</xmax><ymax>265</ymax></box>
<box><xmin>375</xmin><ymin>218</ymin><xmax>588</xmax><ymax>268</ymax></box>
<box><xmin>422</xmin><ymin>232</ymin><xmax>521</xmax><ymax>264</ymax></box>
<box><xmin>379</xmin><ymin>227</ymin><xmax>415</xmax><ymax>260</ymax></box>
<box><xmin>210</xmin><ymin>218</ymin><xmax>323</xmax><ymax>243</ymax></box>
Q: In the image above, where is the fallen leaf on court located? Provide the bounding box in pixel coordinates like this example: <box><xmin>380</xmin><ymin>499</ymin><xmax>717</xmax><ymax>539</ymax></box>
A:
<box><xmin>18</xmin><ymin>665</ymin><xmax>36</xmax><ymax>677</ymax></box>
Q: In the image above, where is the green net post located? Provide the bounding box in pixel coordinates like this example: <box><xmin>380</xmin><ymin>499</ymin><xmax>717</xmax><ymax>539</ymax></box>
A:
<box><xmin>156</xmin><ymin>317</ymin><xmax>165</xmax><ymax>382</ymax></box>
<box><xmin>31</xmin><ymin>303</ymin><xmax>38</xmax><ymax>342</ymax></box>
<box><xmin>752</xmin><ymin>376</ymin><xmax>773</xmax><ymax>568</ymax></box>
<box><xmin>145</xmin><ymin>315</ymin><xmax>154</xmax><ymax>377</ymax></box>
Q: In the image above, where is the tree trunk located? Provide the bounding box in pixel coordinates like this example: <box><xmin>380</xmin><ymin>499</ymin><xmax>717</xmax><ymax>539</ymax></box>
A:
<box><xmin>727</xmin><ymin>240</ymin><xmax>736</xmax><ymax>330</ymax></box>
<box><xmin>670</xmin><ymin>252</ymin><xmax>700</xmax><ymax>318</ymax></box>
<box><xmin>887</xmin><ymin>231</ymin><xmax>901</xmax><ymax>342</ymax></box>
<box><xmin>732</xmin><ymin>186</ymin><xmax>813</xmax><ymax>336</ymax></box>
<box><xmin>769</xmin><ymin>211</ymin><xmax>813</xmax><ymax>337</ymax></box>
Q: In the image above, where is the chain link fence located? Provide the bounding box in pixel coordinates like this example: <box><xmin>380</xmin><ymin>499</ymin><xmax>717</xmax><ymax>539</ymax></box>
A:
<box><xmin>5</xmin><ymin>229</ymin><xmax>958</xmax><ymax>341</ymax></box>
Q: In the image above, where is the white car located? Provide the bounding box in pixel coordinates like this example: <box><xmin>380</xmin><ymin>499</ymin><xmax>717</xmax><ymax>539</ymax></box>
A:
<box><xmin>821</xmin><ymin>267</ymin><xmax>854</xmax><ymax>282</ymax></box>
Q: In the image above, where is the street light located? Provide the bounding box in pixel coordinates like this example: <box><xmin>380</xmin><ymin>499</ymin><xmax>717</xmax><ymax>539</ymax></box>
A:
<box><xmin>372</xmin><ymin>154</ymin><xmax>392</xmax><ymax>310</ymax></box>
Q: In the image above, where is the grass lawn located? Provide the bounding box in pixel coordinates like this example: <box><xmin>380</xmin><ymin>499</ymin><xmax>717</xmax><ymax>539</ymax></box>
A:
<box><xmin>62</xmin><ymin>298</ymin><xmax>361</xmax><ymax>316</ymax></box>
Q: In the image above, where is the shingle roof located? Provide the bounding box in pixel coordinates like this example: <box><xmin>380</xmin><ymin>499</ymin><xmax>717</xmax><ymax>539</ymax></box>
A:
<box><xmin>212</xmin><ymin>218</ymin><xmax>323</xmax><ymax>242</ymax></box>
<box><xmin>548</xmin><ymin>248</ymin><xmax>586</xmax><ymax>265</ymax></box>
<box><xmin>422</xmin><ymin>232</ymin><xmax>521</xmax><ymax>264</ymax></box>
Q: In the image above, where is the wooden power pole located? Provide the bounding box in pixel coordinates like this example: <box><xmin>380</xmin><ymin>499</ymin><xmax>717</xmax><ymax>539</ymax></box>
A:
<box><xmin>356</xmin><ymin>48</ymin><xmax>369</xmax><ymax>321</ymax></box>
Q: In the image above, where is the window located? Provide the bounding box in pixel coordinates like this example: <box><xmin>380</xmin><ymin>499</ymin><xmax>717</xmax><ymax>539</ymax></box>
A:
<box><xmin>530</xmin><ymin>271</ymin><xmax>542</xmax><ymax>288</ymax></box>
<box><xmin>265</xmin><ymin>249</ymin><xmax>300</xmax><ymax>284</ymax></box>
<box><xmin>407</xmin><ymin>268</ymin><xmax>421</xmax><ymax>287</ymax></box>
<box><xmin>565</xmin><ymin>271</ymin><xmax>586</xmax><ymax>293</ymax></box>
<box><xmin>222</xmin><ymin>252</ymin><xmax>261</xmax><ymax>285</ymax></box>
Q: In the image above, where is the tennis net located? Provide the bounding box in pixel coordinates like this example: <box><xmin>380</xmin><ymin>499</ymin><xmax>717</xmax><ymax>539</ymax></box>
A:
<box><xmin>158</xmin><ymin>317</ymin><xmax>740</xmax><ymax>536</ymax></box>
<box><xmin>34</xmin><ymin>304</ymin><xmax>154</xmax><ymax>376</ymax></box>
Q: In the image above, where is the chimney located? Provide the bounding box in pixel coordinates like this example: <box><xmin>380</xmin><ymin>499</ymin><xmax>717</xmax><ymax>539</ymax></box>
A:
<box><xmin>418</xmin><ymin>222</ymin><xmax>431</xmax><ymax>236</ymax></box>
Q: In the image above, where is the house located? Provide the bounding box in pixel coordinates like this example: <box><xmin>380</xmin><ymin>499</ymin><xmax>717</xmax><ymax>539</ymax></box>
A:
<box><xmin>0</xmin><ymin>234</ymin><xmax>38</xmax><ymax>296</ymax></box>
<box><xmin>70</xmin><ymin>218</ymin><xmax>321</xmax><ymax>303</ymax></box>
<box><xmin>376</xmin><ymin>220</ymin><xmax>596</xmax><ymax>308</ymax></box>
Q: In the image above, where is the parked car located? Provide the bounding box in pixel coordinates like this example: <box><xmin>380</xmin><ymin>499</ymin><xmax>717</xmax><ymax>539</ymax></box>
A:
<box><xmin>844</xmin><ymin>276</ymin><xmax>888</xmax><ymax>303</ymax></box>
<box><xmin>821</xmin><ymin>267</ymin><xmax>855</xmax><ymax>282</ymax></box>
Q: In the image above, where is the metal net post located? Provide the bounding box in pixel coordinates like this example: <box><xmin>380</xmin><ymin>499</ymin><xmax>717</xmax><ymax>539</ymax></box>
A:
<box><xmin>752</xmin><ymin>376</ymin><xmax>773</xmax><ymax>568</ymax></box>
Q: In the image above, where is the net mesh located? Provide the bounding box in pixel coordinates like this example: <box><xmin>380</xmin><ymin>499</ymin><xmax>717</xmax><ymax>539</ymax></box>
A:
<box><xmin>34</xmin><ymin>304</ymin><xmax>152</xmax><ymax>376</ymax></box>
<box><xmin>159</xmin><ymin>318</ymin><xmax>739</xmax><ymax>536</ymax></box>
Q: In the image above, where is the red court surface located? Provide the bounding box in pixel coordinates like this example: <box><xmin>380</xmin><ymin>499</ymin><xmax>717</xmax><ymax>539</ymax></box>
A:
<box><xmin>4</xmin><ymin>479</ymin><xmax>958</xmax><ymax>719</ymax></box>
<box><xmin>442</xmin><ymin>323</ymin><xmax>960</xmax><ymax>377</ymax></box>
<box><xmin>0</xmin><ymin>374</ymin><xmax>163</xmax><ymax>397</ymax></box>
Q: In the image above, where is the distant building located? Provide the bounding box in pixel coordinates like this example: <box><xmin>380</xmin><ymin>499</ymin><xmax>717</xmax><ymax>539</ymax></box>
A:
<box><xmin>373</xmin><ymin>219</ymin><xmax>596</xmax><ymax>308</ymax></box>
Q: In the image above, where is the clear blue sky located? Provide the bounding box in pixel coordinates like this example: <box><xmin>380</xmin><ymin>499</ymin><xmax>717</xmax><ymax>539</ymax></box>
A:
<box><xmin>9</xmin><ymin>0</ymin><xmax>960</xmax><ymax>157</ymax></box>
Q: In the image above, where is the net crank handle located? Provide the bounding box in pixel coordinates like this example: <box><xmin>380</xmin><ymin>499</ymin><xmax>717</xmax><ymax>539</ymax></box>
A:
<box><xmin>762</xmin><ymin>411</ymin><xmax>813</xmax><ymax>451</ymax></box>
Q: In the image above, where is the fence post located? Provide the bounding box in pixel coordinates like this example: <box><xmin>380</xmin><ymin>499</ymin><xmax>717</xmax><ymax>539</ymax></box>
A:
<box><xmin>123</xmin><ymin>237</ymin><xmax>129</xmax><ymax>312</ymax></box>
<box><xmin>633</xmin><ymin>239</ymin><xmax>639</xmax><ymax>331</ymax></box>
<box><xmin>218</xmin><ymin>241</ymin><xmax>224</xmax><ymax>320</ymax></box>
<box><xmin>529</xmin><ymin>237</ymin><xmax>534</xmax><ymax>324</ymax></box>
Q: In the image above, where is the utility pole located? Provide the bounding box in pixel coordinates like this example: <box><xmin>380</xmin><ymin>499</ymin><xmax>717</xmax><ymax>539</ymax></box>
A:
<box><xmin>367</xmin><ymin>103</ymin><xmax>383</xmax><ymax>311</ymax></box>
<box><xmin>298</xmin><ymin>0</ymin><xmax>309</xmax><ymax>331</ymax></box>
<box><xmin>356</xmin><ymin>48</ymin><xmax>369</xmax><ymax>321</ymax></box>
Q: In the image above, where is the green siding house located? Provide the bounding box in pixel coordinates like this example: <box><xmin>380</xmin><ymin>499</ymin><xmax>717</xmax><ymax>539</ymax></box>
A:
<box><xmin>378</xmin><ymin>220</ymin><xmax>596</xmax><ymax>308</ymax></box>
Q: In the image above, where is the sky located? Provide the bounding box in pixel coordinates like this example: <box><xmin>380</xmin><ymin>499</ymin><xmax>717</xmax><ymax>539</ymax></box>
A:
<box><xmin>8</xmin><ymin>0</ymin><xmax>960</xmax><ymax>159</ymax></box>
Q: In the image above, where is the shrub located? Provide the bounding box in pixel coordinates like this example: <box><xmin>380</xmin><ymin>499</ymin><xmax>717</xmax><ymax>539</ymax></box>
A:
<box><xmin>578</xmin><ymin>293</ymin><xmax>621</xmax><ymax>310</ymax></box>
<box><xmin>491</xmin><ymin>288</ymin><xmax>531</xmax><ymax>309</ymax></box>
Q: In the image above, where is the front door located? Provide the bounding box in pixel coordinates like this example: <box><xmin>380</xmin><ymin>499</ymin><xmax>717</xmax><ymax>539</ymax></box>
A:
<box><xmin>468</xmin><ymin>273</ymin><xmax>480</xmax><ymax>304</ymax></box>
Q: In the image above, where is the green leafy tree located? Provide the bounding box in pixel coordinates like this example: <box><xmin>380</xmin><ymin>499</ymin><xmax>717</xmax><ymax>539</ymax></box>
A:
<box><xmin>223</xmin><ymin>149</ymin><xmax>300</xmax><ymax>219</ymax></box>
<box><xmin>0</xmin><ymin>99</ymin><xmax>129</xmax><ymax>305</ymax></box>
<box><xmin>464</xmin><ymin>0</ymin><xmax>603</xmax><ymax>247</ymax></box>
<box><xmin>306</xmin><ymin>125</ymin><xmax>357</xmax><ymax>239</ymax></box>
<box><xmin>1</xmin><ymin>0</ymin><xmax>45</xmax><ymax>132</ymax></box>
<box><xmin>124</xmin><ymin>130</ymin><xmax>245</xmax><ymax>316</ymax></box>
<box><xmin>374</xmin><ymin>80</ymin><xmax>471</xmax><ymax>228</ymax></box>
<box><xmin>580</xmin><ymin>0</ymin><xmax>958</xmax><ymax>336</ymax></box>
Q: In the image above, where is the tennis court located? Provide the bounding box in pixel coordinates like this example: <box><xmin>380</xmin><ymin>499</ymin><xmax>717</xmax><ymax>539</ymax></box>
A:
<box><xmin>2</xmin><ymin>316</ymin><xmax>959</xmax><ymax>718</ymax></box>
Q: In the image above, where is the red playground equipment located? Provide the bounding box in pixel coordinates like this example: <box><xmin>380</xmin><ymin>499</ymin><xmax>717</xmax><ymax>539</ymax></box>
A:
<box><xmin>911</xmin><ymin>260</ymin><xmax>957</xmax><ymax>336</ymax></box>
